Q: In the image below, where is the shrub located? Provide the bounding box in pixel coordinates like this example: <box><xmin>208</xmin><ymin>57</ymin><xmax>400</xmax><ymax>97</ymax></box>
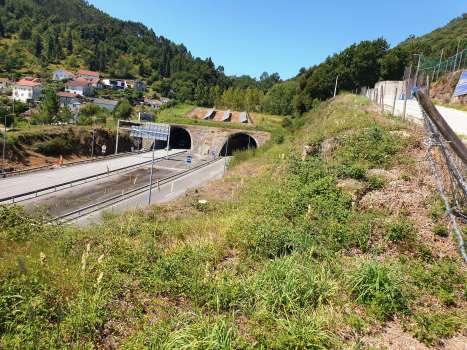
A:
<box><xmin>281</xmin><ymin>116</ymin><xmax>292</xmax><ymax>128</ymax></box>
<box><xmin>386</xmin><ymin>218</ymin><xmax>414</xmax><ymax>243</ymax></box>
<box><xmin>432</xmin><ymin>224</ymin><xmax>448</xmax><ymax>237</ymax></box>
<box><xmin>35</xmin><ymin>136</ymin><xmax>72</xmax><ymax>156</ymax></box>
<box><xmin>367</xmin><ymin>173</ymin><xmax>388</xmax><ymax>188</ymax></box>
<box><xmin>350</xmin><ymin>260</ymin><xmax>408</xmax><ymax>320</ymax></box>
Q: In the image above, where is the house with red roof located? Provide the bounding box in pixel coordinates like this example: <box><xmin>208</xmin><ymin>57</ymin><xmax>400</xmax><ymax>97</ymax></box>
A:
<box><xmin>13</xmin><ymin>77</ymin><xmax>45</xmax><ymax>103</ymax></box>
<box><xmin>57</xmin><ymin>92</ymin><xmax>81</xmax><ymax>105</ymax></box>
<box><xmin>53</xmin><ymin>69</ymin><xmax>76</xmax><ymax>81</ymax></box>
<box><xmin>78</xmin><ymin>69</ymin><xmax>99</xmax><ymax>79</ymax></box>
<box><xmin>76</xmin><ymin>76</ymin><xmax>102</xmax><ymax>89</ymax></box>
<box><xmin>65</xmin><ymin>80</ymin><xmax>94</xmax><ymax>97</ymax></box>
<box><xmin>21</xmin><ymin>109</ymin><xmax>39</xmax><ymax>120</ymax></box>
<box><xmin>0</xmin><ymin>77</ymin><xmax>11</xmax><ymax>88</ymax></box>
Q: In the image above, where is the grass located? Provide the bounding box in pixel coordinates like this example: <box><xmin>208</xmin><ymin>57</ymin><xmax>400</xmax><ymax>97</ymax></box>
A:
<box><xmin>1</xmin><ymin>94</ymin><xmax>466</xmax><ymax>348</ymax></box>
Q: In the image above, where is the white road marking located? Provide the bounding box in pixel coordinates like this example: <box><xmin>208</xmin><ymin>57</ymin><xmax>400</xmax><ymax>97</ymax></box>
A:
<box><xmin>13</xmin><ymin>180</ymin><xmax>28</xmax><ymax>184</ymax></box>
<box><xmin>209</xmin><ymin>171</ymin><xmax>214</xmax><ymax>174</ymax></box>
<box><xmin>192</xmin><ymin>179</ymin><xmax>199</xmax><ymax>183</ymax></box>
<box><xmin>164</xmin><ymin>193</ymin><xmax>173</xmax><ymax>197</ymax></box>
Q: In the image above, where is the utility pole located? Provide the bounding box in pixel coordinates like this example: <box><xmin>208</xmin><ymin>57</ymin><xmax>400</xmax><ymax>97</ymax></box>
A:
<box><xmin>91</xmin><ymin>117</ymin><xmax>102</xmax><ymax>162</ymax></box>
<box><xmin>436</xmin><ymin>48</ymin><xmax>444</xmax><ymax>82</ymax></box>
<box><xmin>333</xmin><ymin>75</ymin><xmax>340</xmax><ymax>98</ymax></box>
<box><xmin>148</xmin><ymin>135</ymin><xmax>156</xmax><ymax>205</ymax></box>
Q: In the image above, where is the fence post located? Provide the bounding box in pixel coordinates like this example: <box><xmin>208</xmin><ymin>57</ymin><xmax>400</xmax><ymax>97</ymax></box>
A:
<box><xmin>415</xmin><ymin>89</ymin><xmax>467</xmax><ymax>166</ymax></box>
<box><xmin>402</xmin><ymin>81</ymin><xmax>408</xmax><ymax>122</ymax></box>
<box><xmin>392</xmin><ymin>88</ymin><xmax>398</xmax><ymax>115</ymax></box>
<box><xmin>426</xmin><ymin>76</ymin><xmax>430</xmax><ymax>98</ymax></box>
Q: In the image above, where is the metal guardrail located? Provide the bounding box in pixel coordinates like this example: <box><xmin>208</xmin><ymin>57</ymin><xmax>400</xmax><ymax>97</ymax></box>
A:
<box><xmin>1</xmin><ymin>164</ymin><xmax>54</xmax><ymax>178</ymax></box>
<box><xmin>0</xmin><ymin>151</ymin><xmax>187</xmax><ymax>204</ymax></box>
<box><xmin>60</xmin><ymin>148</ymin><xmax>152</xmax><ymax>168</ymax></box>
<box><xmin>59</xmin><ymin>157</ymin><xmax>222</xmax><ymax>221</ymax></box>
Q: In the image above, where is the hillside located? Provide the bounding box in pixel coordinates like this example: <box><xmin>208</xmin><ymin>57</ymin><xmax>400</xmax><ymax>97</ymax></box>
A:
<box><xmin>399</xmin><ymin>14</ymin><xmax>467</xmax><ymax>61</ymax></box>
<box><xmin>0</xmin><ymin>0</ymin><xmax>285</xmax><ymax>110</ymax></box>
<box><xmin>1</xmin><ymin>94</ymin><xmax>466</xmax><ymax>348</ymax></box>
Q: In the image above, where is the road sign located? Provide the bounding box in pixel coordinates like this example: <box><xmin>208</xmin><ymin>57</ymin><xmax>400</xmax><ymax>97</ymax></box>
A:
<box><xmin>187</xmin><ymin>156</ymin><xmax>192</xmax><ymax>164</ymax></box>
<box><xmin>212</xmin><ymin>151</ymin><xmax>215</xmax><ymax>156</ymax></box>
<box><xmin>102</xmin><ymin>145</ymin><xmax>106</xmax><ymax>151</ymax></box>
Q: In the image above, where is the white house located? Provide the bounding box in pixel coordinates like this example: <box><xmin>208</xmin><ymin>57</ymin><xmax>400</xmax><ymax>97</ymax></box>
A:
<box><xmin>93</xmin><ymin>98</ymin><xmax>119</xmax><ymax>111</ymax></box>
<box><xmin>76</xmin><ymin>77</ymin><xmax>102</xmax><ymax>89</ymax></box>
<box><xmin>0</xmin><ymin>77</ymin><xmax>11</xmax><ymax>88</ymax></box>
<box><xmin>13</xmin><ymin>77</ymin><xmax>45</xmax><ymax>103</ymax></box>
<box><xmin>77</xmin><ymin>69</ymin><xmax>99</xmax><ymax>79</ymax></box>
<box><xmin>53</xmin><ymin>69</ymin><xmax>76</xmax><ymax>81</ymax></box>
<box><xmin>65</xmin><ymin>80</ymin><xmax>94</xmax><ymax>96</ymax></box>
<box><xmin>161</xmin><ymin>97</ymin><xmax>171</xmax><ymax>104</ymax></box>
<box><xmin>102</xmin><ymin>79</ymin><xmax>127</xmax><ymax>90</ymax></box>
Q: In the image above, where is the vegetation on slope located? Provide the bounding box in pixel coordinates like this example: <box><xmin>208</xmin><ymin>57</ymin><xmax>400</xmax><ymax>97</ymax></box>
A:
<box><xmin>399</xmin><ymin>13</ymin><xmax>467</xmax><ymax>62</ymax></box>
<box><xmin>1</xmin><ymin>94</ymin><xmax>466</xmax><ymax>348</ymax></box>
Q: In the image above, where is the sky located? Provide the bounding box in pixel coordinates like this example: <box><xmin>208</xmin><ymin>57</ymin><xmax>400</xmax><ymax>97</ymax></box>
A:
<box><xmin>91</xmin><ymin>0</ymin><xmax>466</xmax><ymax>80</ymax></box>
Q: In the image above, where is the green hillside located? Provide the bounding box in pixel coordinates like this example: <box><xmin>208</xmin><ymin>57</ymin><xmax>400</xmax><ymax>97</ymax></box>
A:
<box><xmin>399</xmin><ymin>14</ymin><xmax>467</xmax><ymax>61</ymax></box>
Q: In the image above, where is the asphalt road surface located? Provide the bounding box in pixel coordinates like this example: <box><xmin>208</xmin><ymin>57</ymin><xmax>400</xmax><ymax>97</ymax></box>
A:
<box><xmin>383</xmin><ymin>98</ymin><xmax>467</xmax><ymax>135</ymax></box>
<box><xmin>0</xmin><ymin>149</ymin><xmax>186</xmax><ymax>201</ymax></box>
<box><xmin>71</xmin><ymin>157</ymin><xmax>226</xmax><ymax>226</ymax></box>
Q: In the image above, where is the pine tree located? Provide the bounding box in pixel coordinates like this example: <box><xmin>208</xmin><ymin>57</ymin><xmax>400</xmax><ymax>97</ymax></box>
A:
<box><xmin>194</xmin><ymin>80</ymin><xmax>204</xmax><ymax>106</ymax></box>
<box><xmin>160</xmin><ymin>54</ymin><xmax>167</xmax><ymax>77</ymax></box>
<box><xmin>165</xmin><ymin>54</ymin><xmax>171</xmax><ymax>77</ymax></box>
<box><xmin>98</xmin><ymin>52</ymin><xmax>106</xmax><ymax>72</ymax></box>
<box><xmin>138</xmin><ymin>62</ymin><xmax>145</xmax><ymax>77</ymax></box>
<box><xmin>66</xmin><ymin>34</ymin><xmax>73</xmax><ymax>53</ymax></box>
<box><xmin>0</xmin><ymin>18</ymin><xmax>4</xmax><ymax>37</ymax></box>
<box><xmin>34</xmin><ymin>35</ymin><xmax>42</xmax><ymax>58</ymax></box>
<box><xmin>46</xmin><ymin>36</ymin><xmax>54</xmax><ymax>60</ymax></box>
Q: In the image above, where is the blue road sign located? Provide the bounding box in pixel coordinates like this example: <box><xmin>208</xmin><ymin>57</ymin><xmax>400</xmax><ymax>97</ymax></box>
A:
<box><xmin>212</xmin><ymin>151</ymin><xmax>216</xmax><ymax>156</ymax></box>
<box><xmin>187</xmin><ymin>156</ymin><xmax>192</xmax><ymax>164</ymax></box>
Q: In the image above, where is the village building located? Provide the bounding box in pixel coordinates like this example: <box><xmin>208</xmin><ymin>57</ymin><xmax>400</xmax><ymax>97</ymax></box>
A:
<box><xmin>53</xmin><ymin>69</ymin><xmax>76</xmax><ymax>81</ymax></box>
<box><xmin>0</xmin><ymin>78</ymin><xmax>11</xmax><ymax>88</ymax></box>
<box><xmin>57</xmin><ymin>92</ymin><xmax>81</xmax><ymax>105</ymax></box>
<box><xmin>133</xmin><ymin>80</ymin><xmax>146</xmax><ymax>92</ymax></box>
<box><xmin>93</xmin><ymin>98</ymin><xmax>119</xmax><ymax>111</ymax></box>
<box><xmin>12</xmin><ymin>77</ymin><xmax>45</xmax><ymax>103</ymax></box>
<box><xmin>65</xmin><ymin>80</ymin><xmax>94</xmax><ymax>96</ymax></box>
<box><xmin>76</xmin><ymin>77</ymin><xmax>102</xmax><ymax>89</ymax></box>
<box><xmin>77</xmin><ymin>69</ymin><xmax>99</xmax><ymax>79</ymax></box>
<box><xmin>102</xmin><ymin>79</ymin><xmax>127</xmax><ymax>90</ymax></box>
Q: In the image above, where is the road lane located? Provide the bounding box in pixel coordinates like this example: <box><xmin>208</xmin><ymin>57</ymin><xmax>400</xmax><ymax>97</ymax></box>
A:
<box><xmin>383</xmin><ymin>98</ymin><xmax>467</xmax><ymax>135</ymax></box>
<box><xmin>72</xmin><ymin>158</ymin><xmax>226</xmax><ymax>226</ymax></box>
<box><xmin>0</xmin><ymin>149</ymin><xmax>186</xmax><ymax>199</ymax></box>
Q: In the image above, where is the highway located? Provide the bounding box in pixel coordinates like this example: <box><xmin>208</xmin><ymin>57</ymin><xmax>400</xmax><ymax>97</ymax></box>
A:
<box><xmin>0</xmin><ymin>149</ymin><xmax>186</xmax><ymax>201</ymax></box>
<box><xmin>383</xmin><ymin>98</ymin><xmax>467</xmax><ymax>135</ymax></box>
<box><xmin>71</xmin><ymin>157</ymin><xmax>226</xmax><ymax>226</ymax></box>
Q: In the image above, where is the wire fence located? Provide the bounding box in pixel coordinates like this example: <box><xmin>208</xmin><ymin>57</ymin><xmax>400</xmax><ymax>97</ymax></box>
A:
<box><xmin>415</xmin><ymin>92</ymin><xmax>467</xmax><ymax>263</ymax></box>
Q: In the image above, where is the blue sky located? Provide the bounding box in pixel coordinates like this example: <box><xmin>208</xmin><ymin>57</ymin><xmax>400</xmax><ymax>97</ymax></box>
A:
<box><xmin>92</xmin><ymin>0</ymin><xmax>466</xmax><ymax>80</ymax></box>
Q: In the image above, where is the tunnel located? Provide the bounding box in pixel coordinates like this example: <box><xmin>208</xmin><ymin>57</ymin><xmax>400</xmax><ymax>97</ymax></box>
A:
<box><xmin>220</xmin><ymin>133</ymin><xmax>258</xmax><ymax>156</ymax></box>
<box><xmin>169</xmin><ymin>127</ymin><xmax>192</xmax><ymax>149</ymax></box>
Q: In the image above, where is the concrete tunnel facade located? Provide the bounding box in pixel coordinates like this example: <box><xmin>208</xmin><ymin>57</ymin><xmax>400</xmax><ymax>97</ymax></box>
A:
<box><xmin>141</xmin><ymin>124</ymin><xmax>270</xmax><ymax>155</ymax></box>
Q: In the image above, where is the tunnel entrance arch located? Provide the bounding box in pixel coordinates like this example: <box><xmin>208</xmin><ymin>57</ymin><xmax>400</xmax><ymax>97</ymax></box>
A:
<box><xmin>219</xmin><ymin>133</ymin><xmax>258</xmax><ymax>156</ymax></box>
<box><xmin>169</xmin><ymin>126</ymin><xmax>192</xmax><ymax>150</ymax></box>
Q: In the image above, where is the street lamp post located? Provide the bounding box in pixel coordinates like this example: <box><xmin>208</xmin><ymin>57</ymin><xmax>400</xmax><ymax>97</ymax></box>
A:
<box><xmin>333</xmin><ymin>75</ymin><xmax>340</xmax><ymax>98</ymax></box>
<box><xmin>2</xmin><ymin>114</ymin><xmax>16</xmax><ymax>175</ymax></box>
<box><xmin>148</xmin><ymin>135</ymin><xmax>156</xmax><ymax>205</ymax></box>
<box><xmin>91</xmin><ymin>117</ymin><xmax>103</xmax><ymax>162</ymax></box>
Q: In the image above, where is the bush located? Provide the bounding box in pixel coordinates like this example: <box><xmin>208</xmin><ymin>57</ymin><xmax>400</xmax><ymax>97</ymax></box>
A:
<box><xmin>35</xmin><ymin>137</ymin><xmax>72</xmax><ymax>156</ymax></box>
<box><xmin>350</xmin><ymin>260</ymin><xmax>408</xmax><ymax>320</ymax></box>
<box><xmin>386</xmin><ymin>218</ymin><xmax>414</xmax><ymax>243</ymax></box>
<box><xmin>432</xmin><ymin>224</ymin><xmax>448</xmax><ymax>237</ymax></box>
<box><xmin>273</xmin><ymin>133</ymin><xmax>285</xmax><ymax>144</ymax></box>
<box><xmin>281</xmin><ymin>116</ymin><xmax>292</xmax><ymax>128</ymax></box>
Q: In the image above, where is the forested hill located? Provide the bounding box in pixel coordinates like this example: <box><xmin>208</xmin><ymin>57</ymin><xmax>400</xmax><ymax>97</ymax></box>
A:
<box><xmin>0</xmin><ymin>0</ymin><xmax>285</xmax><ymax>108</ymax></box>
<box><xmin>398</xmin><ymin>14</ymin><xmax>467</xmax><ymax>61</ymax></box>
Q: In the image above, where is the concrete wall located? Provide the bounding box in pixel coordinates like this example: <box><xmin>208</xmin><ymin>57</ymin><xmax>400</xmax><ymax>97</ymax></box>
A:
<box><xmin>374</xmin><ymin>81</ymin><xmax>404</xmax><ymax>100</ymax></box>
<box><xmin>141</xmin><ymin>124</ymin><xmax>271</xmax><ymax>154</ymax></box>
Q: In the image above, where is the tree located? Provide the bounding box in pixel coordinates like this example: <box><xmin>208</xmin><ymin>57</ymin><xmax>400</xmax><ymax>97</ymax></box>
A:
<box><xmin>164</xmin><ymin>53</ymin><xmax>171</xmax><ymax>77</ymax></box>
<box><xmin>114</xmin><ymin>102</ymin><xmax>134</xmax><ymax>120</ymax></box>
<box><xmin>38</xmin><ymin>89</ymin><xmax>60</xmax><ymax>124</ymax></box>
<box><xmin>46</xmin><ymin>36</ymin><xmax>54</xmax><ymax>60</ymax></box>
<box><xmin>66</xmin><ymin>34</ymin><xmax>73</xmax><ymax>53</ymax></box>
<box><xmin>0</xmin><ymin>18</ymin><xmax>4</xmax><ymax>37</ymax></box>
<box><xmin>57</xmin><ymin>106</ymin><xmax>74</xmax><ymax>123</ymax></box>
<box><xmin>78</xmin><ymin>103</ymin><xmax>101</xmax><ymax>118</ymax></box>
<box><xmin>0</xmin><ymin>108</ymin><xmax>14</xmax><ymax>127</ymax></box>
<box><xmin>138</xmin><ymin>62</ymin><xmax>145</xmax><ymax>77</ymax></box>
<box><xmin>34</xmin><ymin>35</ymin><xmax>42</xmax><ymax>58</ymax></box>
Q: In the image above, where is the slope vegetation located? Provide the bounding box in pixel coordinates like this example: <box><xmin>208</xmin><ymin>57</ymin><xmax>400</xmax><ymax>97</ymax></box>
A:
<box><xmin>1</xmin><ymin>95</ymin><xmax>466</xmax><ymax>348</ymax></box>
